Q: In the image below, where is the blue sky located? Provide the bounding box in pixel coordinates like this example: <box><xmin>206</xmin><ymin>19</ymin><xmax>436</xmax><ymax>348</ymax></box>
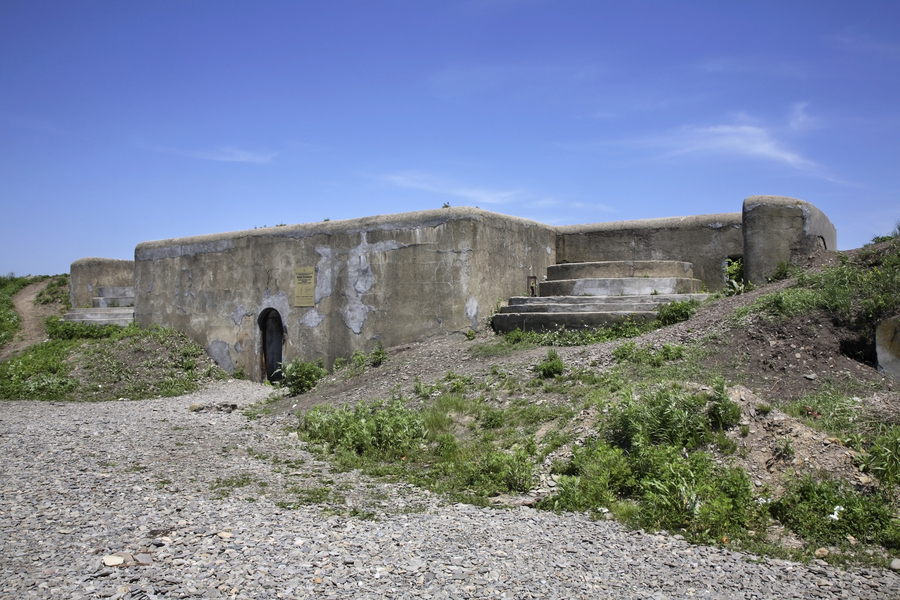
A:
<box><xmin>2</xmin><ymin>1</ymin><xmax>899</xmax><ymax>276</ymax></box>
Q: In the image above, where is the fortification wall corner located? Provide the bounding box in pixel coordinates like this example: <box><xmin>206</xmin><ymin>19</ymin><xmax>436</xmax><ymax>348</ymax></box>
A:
<box><xmin>742</xmin><ymin>195</ymin><xmax>837</xmax><ymax>286</ymax></box>
<box><xmin>69</xmin><ymin>257</ymin><xmax>135</xmax><ymax>308</ymax></box>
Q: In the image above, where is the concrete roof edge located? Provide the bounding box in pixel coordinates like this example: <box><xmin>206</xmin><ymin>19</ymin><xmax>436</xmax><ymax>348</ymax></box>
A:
<box><xmin>134</xmin><ymin>206</ymin><xmax>553</xmax><ymax>251</ymax></box>
<box><xmin>70</xmin><ymin>257</ymin><xmax>134</xmax><ymax>266</ymax></box>
<box><xmin>556</xmin><ymin>212</ymin><xmax>742</xmax><ymax>234</ymax></box>
<box><xmin>742</xmin><ymin>195</ymin><xmax>807</xmax><ymax>210</ymax></box>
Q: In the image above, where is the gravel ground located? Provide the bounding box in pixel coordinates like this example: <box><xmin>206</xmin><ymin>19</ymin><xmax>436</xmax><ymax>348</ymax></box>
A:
<box><xmin>2</xmin><ymin>381</ymin><xmax>898</xmax><ymax>600</ymax></box>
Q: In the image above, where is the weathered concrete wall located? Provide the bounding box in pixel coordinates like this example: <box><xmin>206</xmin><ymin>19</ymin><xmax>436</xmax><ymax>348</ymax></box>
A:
<box><xmin>69</xmin><ymin>257</ymin><xmax>134</xmax><ymax>308</ymax></box>
<box><xmin>742</xmin><ymin>195</ymin><xmax>838</xmax><ymax>286</ymax></box>
<box><xmin>134</xmin><ymin>208</ymin><xmax>555</xmax><ymax>378</ymax></box>
<box><xmin>876</xmin><ymin>316</ymin><xmax>900</xmax><ymax>380</ymax></box>
<box><xmin>555</xmin><ymin>213</ymin><xmax>743</xmax><ymax>291</ymax></box>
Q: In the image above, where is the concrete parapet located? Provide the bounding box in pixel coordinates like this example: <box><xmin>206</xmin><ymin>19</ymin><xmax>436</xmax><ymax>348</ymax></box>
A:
<box><xmin>69</xmin><ymin>257</ymin><xmax>134</xmax><ymax>308</ymax></box>
<box><xmin>742</xmin><ymin>196</ymin><xmax>838</xmax><ymax>286</ymax></box>
<box><xmin>555</xmin><ymin>213</ymin><xmax>742</xmax><ymax>292</ymax></box>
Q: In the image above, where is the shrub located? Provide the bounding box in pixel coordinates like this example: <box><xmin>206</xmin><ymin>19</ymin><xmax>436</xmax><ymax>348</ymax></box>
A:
<box><xmin>771</xmin><ymin>474</ymin><xmax>897</xmax><ymax>546</ymax></box>
<box><xmin>368</xmin><ymin>341</ymin><xmax>387</xmax><ymax>367</ymax></box>
<box><xmin>279</xmin><ymin>358</ymin><xmax>328</xmax><ymax>395</ymax></box>
<box><xmin>351</xmin><ymin>349</ymin><xmax>366</xmax><ymax>370</ymax></box>
<box><xmin>300</xmin><ymin>399</ymin><xmax>427</xmax><ymax>459</ymax></box>
<box><xmin>636</xmin><ymin>447</ymin><xmax>753</xmax><ymax>537</ymax></box>
<box><xmin>537</xmin><ymin>349</ymin><xmax>565</xmax><ymax>378</ymax></box>
<box><xmin>860</xmin><ymin>426</ymin><xmax>900</xmax><ymax>499</ymax></box>
<box><xmin>545</xmin><ymin>440</ymin><xmax>634</xmax><ymax>512</ymax></box>
<box><xmin>612</xmin><ymin>341</ymin><xmax>684</xmax><ymax>366</ymax></box>
<box><xmin>722</xmin><ymin>258</ymin><xmax>749</xmax><ymax>296</ymax></box>
<box><xmin>656</xmin><ymin>300</ymin><xmax>699</xmax><ymax>326</ymax></box>
<box><xmin>46</xmin><ymin>317</ymin><xmax>131</xmax><ymax>340</ymax></box>
<box><xmin>608</xmin><ymin>385</ymin><xmax>712</xmax><ymax>452</ymax></box>
<box><xmin>706</xmin><ymin>379</ymin><xmax>741</xmax><ymax>430</ymax></box>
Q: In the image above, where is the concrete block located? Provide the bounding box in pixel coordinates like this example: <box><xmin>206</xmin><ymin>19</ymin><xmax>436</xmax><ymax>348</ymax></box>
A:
<box><xmin>876</xmin><ymin>316</ymin><xmax>900</xmax><ymax>380</ymax></box>
<box><xmin>69</xmin><ymin>258</ymin><xmax>134</xmax><ymax>308</ymax></box>
<box><xmin>742</xmin><ymin>196</ymin><xmax>837</xmax><ymax>286</ymax></box>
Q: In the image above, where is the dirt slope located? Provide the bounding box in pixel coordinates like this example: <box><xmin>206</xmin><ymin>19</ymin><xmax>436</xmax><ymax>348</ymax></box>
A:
<box><xmin>0</xmin><ymin>279</ymin><xmax>61</xmax><ymax>362</ymax></box>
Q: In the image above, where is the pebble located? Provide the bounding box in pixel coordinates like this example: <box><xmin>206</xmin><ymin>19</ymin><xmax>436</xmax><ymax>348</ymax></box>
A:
<box><xmin>1</xmin><ymin>380</ymin><xmax>898</xmax><ymax>599</ymax></box>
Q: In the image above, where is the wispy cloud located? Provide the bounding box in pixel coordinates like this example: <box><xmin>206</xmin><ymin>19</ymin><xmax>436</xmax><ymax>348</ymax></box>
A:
<box><xmin>638</xmin><ymin>116</ymin><xmax>816</xmax><ymax>171</ymax></box>
<box><xmin>2</xmin><ymin>115</ymin><xmax>70</xmax><ymax>136</ymax></box>
<box><xmin>381</xmin><ymin>171</ymin><xmax>523</xmax><ymax>205</ymax></box>
<box><xmin>789</xmin><ymin>102</ymin><xmax>817</xmax><ymax>131</ymax></box>
<box><xmin>150</xmin><ymin>144</ymin><xmax>276</xmax><ymax>164</ymax></box>
<box><xmin>829</xmin><ymin>32</ymin><xmax>900</xmax><ymax>60</ymax></box>
<box><xmin>430</xmin><ymin>63</ymin><xmax>601</xmax><ymax>103</ymax></box>
<box><xmin>570</xmin><ymin>201</ymin><xmax>616</xmax><ymax>213</ymax></box>
<box><xmin>692</xmin><ymin>57</ymin><xmax>808</xmax><ymax>78</ymax></box>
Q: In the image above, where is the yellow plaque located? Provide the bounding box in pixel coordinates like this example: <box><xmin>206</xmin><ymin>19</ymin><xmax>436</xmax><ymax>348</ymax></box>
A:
<box><xmin>294</xmin><ymin>267</ymin><xmax>315</xmax><ymax>307</ymax></box>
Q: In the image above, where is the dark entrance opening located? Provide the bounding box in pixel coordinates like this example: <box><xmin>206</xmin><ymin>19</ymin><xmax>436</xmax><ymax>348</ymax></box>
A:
<box><xmin>258</xmin><ymin>308</ymin><xmax>285</xmax><ymax>382</ymax></box>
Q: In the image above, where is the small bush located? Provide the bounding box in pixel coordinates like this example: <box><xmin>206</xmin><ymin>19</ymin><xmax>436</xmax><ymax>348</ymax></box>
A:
<box><xmin>636</xmin><ymin>447</ymin><xmax>753</xmax><ymax>537</ymax></box>
<box><xmin>706</xmin><ymin>379</ymin><xmax>741</xmax><ymax>430</ymax></box>
<box><xmin>722</xmin><ymin>258</ymin><xmax>750</xmax><ymax>296</ymax></box>
<box><xmin>860</xmin><ymin>426</ymin><xmax>900</xmax><ymax>499</ymax></box>
<box><xmin>537</xmin><ymin>349</ymin><xmax>565</xmax><ymax>378</ymax></box>
<box><xmin>368</xmin><ymin>341</ymin><xmax>387</xmax><ymax>367</ymax></box>
<box><xmin>279</xmin><ymin>358</ymin><xmax>328</xmax><ymax>395</ymax></box>
<box><xmin>612</xmin><ymin>341</ymin><xmax>684</xmax><ymax>366</ymax></box>
<box><xmin>46</xmin><ymin>317</ymin><xmax>130</xmax><ymax>340</ymax></box>
<box><xmin>771</xmin><ymin>474</ymin><xmax>897</xmax><ymax>546</ymax></box>
<box><xmin>544</xmin><ymin>440</ymin><xmax>634</xmax><ymax>512</ymax></box>
<box><xmin>656</xmin><ymin>300</ymin><xmax>699</xmax><ymax>326</ymax></box>
<box><xmin>608</xmin><ymin>385</ymin><xmax>713</xmax><ymax>452</ymax></box>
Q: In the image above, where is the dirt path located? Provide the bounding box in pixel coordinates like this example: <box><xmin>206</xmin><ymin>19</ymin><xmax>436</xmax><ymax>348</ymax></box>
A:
<box><xmin>0</xmin><ymin>279</ymin><xmax>59</xmax><ymax>362</ymax></box>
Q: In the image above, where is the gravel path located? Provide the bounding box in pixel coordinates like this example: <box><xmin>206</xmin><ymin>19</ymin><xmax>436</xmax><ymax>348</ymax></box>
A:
<box><xmin>2</xmin><ymin>381</ymin><xmax>898</xmax><ymax>600</ymax></box>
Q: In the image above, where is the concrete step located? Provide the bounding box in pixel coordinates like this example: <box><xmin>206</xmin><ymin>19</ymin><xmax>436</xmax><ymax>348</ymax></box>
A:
<box><xmin>92</xmin><ymin>296</ymin><xmax>135</xmax><ymax>308</ymax></box>
<box><xmin>492</xmin><ymin>311</ymin><xmax>658</xmax><ymax>333</ymax></box>
<box><xmin>97</xmin><ymin>286</ymin><xmax>135</xmax><ymax>298</ymax></box>
<box><xmin>540</xmin><ymin>277</ymin><xmax>703</xmax><ymax>297</ymax></box>
<box><xmin>501</xmin><ymin>301</ymin><xmax>678</xmax><ymax>314</ymax></box>
<box><xmin>508</xmin><ymin>293</ymin><xmax>708</xmax><ymax>307</ymax></box>
<box><xmin>64</xmin><ymin>307</ymin><xmax>134</xmax><ymax>327</ymax></box>
<box><xmin>547</xmin><ymin>261</ymin><xmax>693</xmax><ymax>281</ymax></box>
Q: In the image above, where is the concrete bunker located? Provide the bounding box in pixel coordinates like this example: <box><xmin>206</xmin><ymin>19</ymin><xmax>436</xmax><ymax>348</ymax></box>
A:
<box><xmin>258</xmin><ymin>308</ymin><xmax>285</xmax><ymax>383</ymax></box>
<box><xmin>69</xmin><ymin>196</ymin><xmax>836</xmax><ymax>375</ymax></box>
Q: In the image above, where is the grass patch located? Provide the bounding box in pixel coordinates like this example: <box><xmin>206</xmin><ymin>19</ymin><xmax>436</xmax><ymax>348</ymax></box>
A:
<box><xmin>735</xmin><ymin>237</ymin><xmax>900</xmax><ymax>341</ymax></box>
<box><xmin>34</xmin><ymin>274</ymin><xmax>70</xmax><ymax>309</ymax></box>
<box><xmin>771</xmin><ymin>474</ymin><xmax>900</xmax><ymax>549</ymax></box>
<box><xmin>0</xmin><ymin>323</ymin><xmax>226</xmax><ymax>401</ymax></box>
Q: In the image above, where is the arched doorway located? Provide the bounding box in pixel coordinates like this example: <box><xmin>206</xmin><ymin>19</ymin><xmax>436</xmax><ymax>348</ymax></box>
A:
<box><xmin>258</xmin><ymin>308</ymin><xmax>285</xmax><ymax>382</ymax></box>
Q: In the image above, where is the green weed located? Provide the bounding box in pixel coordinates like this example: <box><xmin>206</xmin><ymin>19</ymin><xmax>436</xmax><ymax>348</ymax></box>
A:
<box><xmin>278</xmin><ymin>358</ymin><xmax>327</xmax><ymax>395</ymax></box>
<box><xmin>656</xmin><ymin>300</ymin><xmax>699</xmax><ymax>326</ymax></box>
<box><xmin>536</xmin><ymin>349</ymin><xmax>565</xmax><ymax>378</ymax></box>
<box><xmin>612</xmin><ymin>341</ymin><xmax>684</xmax><ymax>366</ymax></box>
<box><xmin>771</xmin><ymin>474</ymin><xmax>899</xmax><ymax>547</ymax></box>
